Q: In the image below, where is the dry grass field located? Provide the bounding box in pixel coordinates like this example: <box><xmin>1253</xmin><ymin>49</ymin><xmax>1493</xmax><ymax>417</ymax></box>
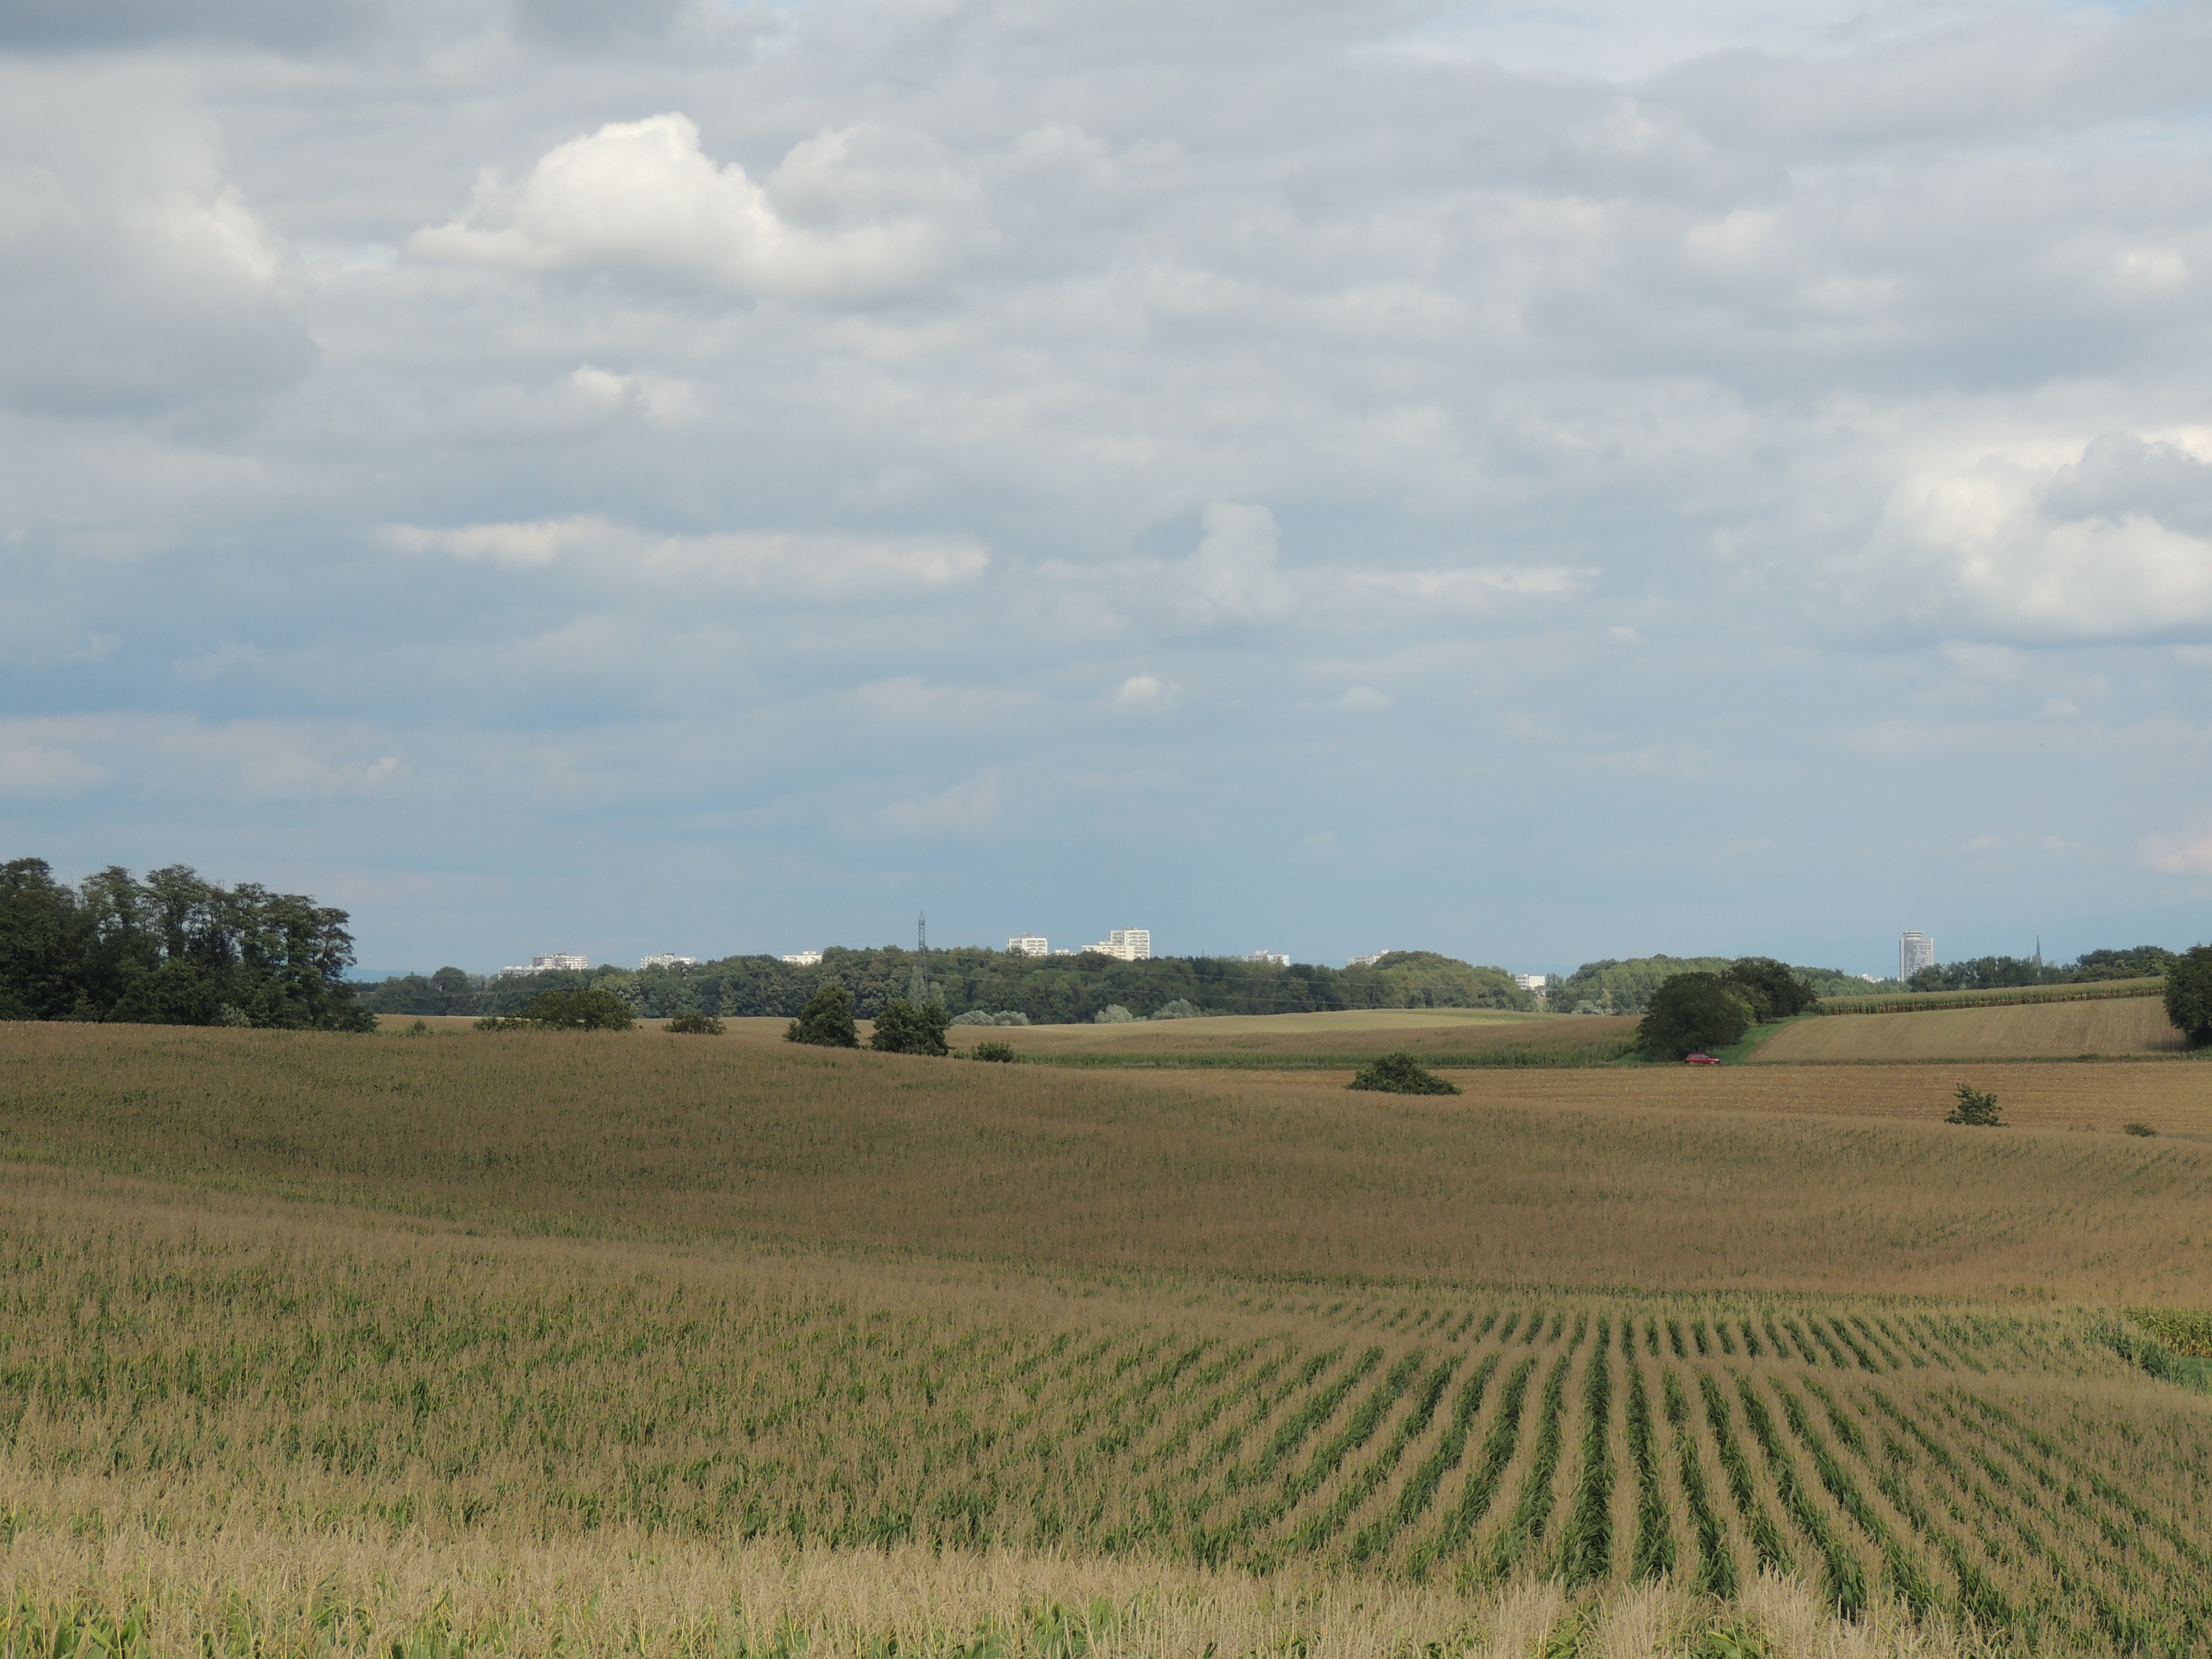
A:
<box><xmin>937</xmin><ymin>1009</ymin><xmax>1641</xmax><ymax>1067</ymax></box>
<box><xmin>2</xmin><ymin>1022</ymin><xmax>2210</xmax><ymax>1298</ymax></box>
<box><xmin>4</xmin><ymin>1020</ymin><xmax>2211</xmax><ymax>1654</ymax></box>
<box><xmin>1755</xmin><ymin>998</ymin><xmax>2187</xmax><ymax>1063</ymax></box>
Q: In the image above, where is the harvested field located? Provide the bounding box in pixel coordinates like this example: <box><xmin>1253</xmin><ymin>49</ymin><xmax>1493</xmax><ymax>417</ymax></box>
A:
<box><xmin>1755</xmin><ymin>998</ymin><xmax>2188</xmax><ymax>1063</ymax></box>
<box><xmin>1817</xmin><ymin>979</ymin><xmax>2164</xmax><ymax>1015</ymax></box>
<box><xmin>2</xmin><ymin>1024</ymin><xmax>2210</xmax><ymax>1299</ymax></box>
<box><xmin>0</xmin><ymin>1166</ymin><xmax>2207</xmax><ymax>1656</ymax></box>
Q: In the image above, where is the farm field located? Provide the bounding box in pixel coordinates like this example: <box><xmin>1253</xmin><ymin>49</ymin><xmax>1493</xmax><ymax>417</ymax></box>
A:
<box><xmin>1753</xmin><ymin>998</ymin><xmax>2188</xmax><ymax>1063</ymax></box>
<box><xmin>380</xmin><ymin>1008</ymin><xmax>1639</xmax><ymax>1070</ymax></box>
<box><xmin>2</xmin><ymin>1164</ymin><xmax>2209</xmax><ymax>1657</ymax></box>
<box><xmin>1816</xmin><ymin>979</ymin><xmax>2166</xmax><ymax>1015</ymax></box>
<box><xmin>3</xmin><ymin>1022</ymin><xmax>2211</xmax><ymax>1298</ymax></box>
<box><xmin>3</xmin><ymin>1020</ymin><xmax>2211</xmax><ymax>1654</ymax></box>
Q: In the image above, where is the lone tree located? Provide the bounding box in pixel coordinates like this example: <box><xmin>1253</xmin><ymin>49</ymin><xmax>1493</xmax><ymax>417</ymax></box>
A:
<box><xmin>785</xmin><ymin>983</ymin><xmax>859</xmax><ymax>1048</ymax></box>
<box><xmin>665</xmin><ymin>1010</ymin><xmax>724</xmax><ymax>1035</ymax></box>
<box><xmin>1947</xmin><ymin>1082</ymin><xmax>2003</xmax><ymax>1126</ymax></box>
<box><xmin>1720</xmin><ymin>957</ymin><xmax>1817</xmax><ymax>1022</ymax></box>
<box><xmin>2164</xmin><ymin>944</ymin><xmax>2212</xmax><ymax>1047</ymax></box>
<box><xmin>1348</xmin><ymin>1052</ymin><xmax>1461</xmax><ymax>1095</ymax></box>
<box><xmin>1637</xmin><ymin>972</ymin><xmax>1755</xmax><ymax>1059</ymax></box>
<box><xmin>870</xmin><ymin>996</ymin><xmax>951</xmax><ymax>1057</ymax></box>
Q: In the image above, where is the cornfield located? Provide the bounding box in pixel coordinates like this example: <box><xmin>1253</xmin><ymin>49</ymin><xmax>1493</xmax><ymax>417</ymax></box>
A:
<box><xmin>1</xmin><ymin>1183</ymin><xmax>2205</xmax><ymax>1654</ymax></box>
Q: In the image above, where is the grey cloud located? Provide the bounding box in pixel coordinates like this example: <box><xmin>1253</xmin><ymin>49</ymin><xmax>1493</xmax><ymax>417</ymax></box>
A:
<box><xmin>2043</xmin><ymin>433</ymin><xmax>2212</xmax><ymax>541</ymax></box>
<box><xmin>0</xmin><ymin>68</ymin><xmax>313</xmax><ymax>415</ymax></box>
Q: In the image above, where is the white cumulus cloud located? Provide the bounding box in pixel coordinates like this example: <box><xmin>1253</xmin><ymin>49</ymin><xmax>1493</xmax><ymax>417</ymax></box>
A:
<box><xmin>410</xmin><ymin>113</ymin><xmax>984</xmax><ymax>300</ymax></box>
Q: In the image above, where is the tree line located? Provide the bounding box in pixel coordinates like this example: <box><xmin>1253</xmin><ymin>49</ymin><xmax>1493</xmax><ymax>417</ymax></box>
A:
<box><xmin>362</xmin><ymin>946</ymin><xmax>1536</xmax><ymax>1023</ymax></box>
<box><xmin>0</xmin><ymin>858</ymin><xmax>373</xmax><ymax>1030</ymax></box>
<box><xmin>1902</xmin><ymin>945</ymin><xmax>2174</xmax><ymax>993</ymax></box>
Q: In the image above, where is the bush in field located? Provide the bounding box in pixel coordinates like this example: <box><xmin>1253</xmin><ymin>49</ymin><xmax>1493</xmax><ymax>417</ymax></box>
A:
<box><xmin>1151</xmin><ymin>999</ymin><xmax>1200</xmax><ymax>1020</ymax></box>
<box><xmin>1947</xmin><ymin>1083</ymin><xmax>2003</xmax><ymax>1126</ymax></box>
<box><xmin>1719</xmin><ymin>958</ymin><xmax>1816</xmax><ymax>1022</ymax></box>
<box><xmin>1094</xmin><ymin>1004</ymin><xmax>1135</xmax><ymax>1024</ymax></box>
<box><xmin>785</xmin><ymin>983</ymin><xmax>859</xmax><ymax>1048</ymax></box>
<box><xmin>971</xmin><ymin>1040</ymin><xmax>1017</xmax><ymax>1063</ymax></box>
<box><xmin>1347</xmin><ymin>1052</ymin><xmax>1460</xmax><ymax>1094</ymax></box>
<box><xmin>665</xmin><ymin>1011</ymin><xmax>724</xmax><ymax>1035</ymax></box>
<box><xmin>871</xmin><ymin>997</ymin><xmax>951</xmax><ymax>1056</ymax></box>
<box><xmin>499</xmin><ymin>986</ymin><xmax>636</xmax><ymax>1030</ymax></box>
<box><xmin>1637</xmin><ymin>974</ymin><xmax>1754</xmax><ymax>1059</ymax></box>
<box><xmin>2164</xmin><ymin>945</ymin><xmax>2212</xmax><ymax>1046</ymax></box>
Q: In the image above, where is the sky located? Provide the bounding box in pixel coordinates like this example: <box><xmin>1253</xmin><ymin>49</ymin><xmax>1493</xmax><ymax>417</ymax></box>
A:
<box><xmin>4</xmin><ymin>0</ymin><xmax>2212</xmax><ymax>979</ymax></box>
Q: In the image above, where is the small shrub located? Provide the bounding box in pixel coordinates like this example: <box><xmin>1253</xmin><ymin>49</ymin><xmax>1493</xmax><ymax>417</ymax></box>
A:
<box><xmin>1094</xmin><ymin>1004</ymin><xmax>1135</xmax><ymax>1024</ymax></box>
<box><xmin>1348</xmin><ymin>1052</ymin><xmax>1461</xmax><ymax>1095</ymax></box>
<box><xmin>521</xmin><ymin>987</ymin><xmax>636</xmax><ymax>1031</ymax></box>
<box><xmin>971</xmin><ymin>1040</ymin><xmax>1017</xmax><ymax>1063</ymax></box>
<box><xmin>665</xmin><ymin>1011</ymin><xmax>724</xmax><ymax>1035</ymax></box>
<box><xmin>2125</xmin><ymin>1122</ymin><xmax>2158</xmax><ymax>1137</ymax></box>
<box><xmin>406</xmin><ymin>1018</ymin><xmax>431</xmax><ymax>1038</ymax></box>
<box><xmin>1946</xmin><ymin>1083</ymin><xmax>2003</xmax><ymax>1127</ymax></box>
<box><xmin>1151</xmin><ymin>999</ymin><xmax>1201</xmax><ymax>1020</ymax></box>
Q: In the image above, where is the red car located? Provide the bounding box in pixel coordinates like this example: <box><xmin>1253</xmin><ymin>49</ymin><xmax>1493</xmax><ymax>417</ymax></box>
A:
<box><xmin>1684</xmin><ymin>1053</ymin><xmax>1721</xmax><ymax>1065</ymax></box>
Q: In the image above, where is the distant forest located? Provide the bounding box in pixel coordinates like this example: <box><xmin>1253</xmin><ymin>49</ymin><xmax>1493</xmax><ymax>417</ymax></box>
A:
<box><xmin>361</xmin><ymin>948</ymin><xmax>1538</xmax><ymax>1023</ymax></box>
<box><xmin>2</xmin><ymin>853</ymin><xmax>2182</xmax><ymax>1031</ymax></box>
<box><xmin>1903</xmin><ymin>946</ymin><xmax>2175</xmax><ymax>994</ymax></box>
<box><xmin>1540</xmin><ymin>956</ymin><xmax>1880</xmax><ymax>1016</ymax></box>
<box><xmin>1544</xmin><ymin>946</ymin><xmax>2179</xmax><ymax>1015</ymax></box>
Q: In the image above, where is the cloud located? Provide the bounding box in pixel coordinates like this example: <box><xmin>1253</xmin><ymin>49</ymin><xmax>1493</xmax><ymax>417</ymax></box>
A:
<box><xmin>2141</xmin><ymin>824</ymin><xmax>2212</xmax><ymax>876</ymax></box>
<box><xmin>387</xmin><ymin>518</ymin><xmax>990</xmax><ymax>592</ymax></box>
<box><xmin>1837</xmin><ymin>434</ymin><xmax>2212</xmax><ymax>644</ymax></box>
<box><xmin>0</xmin><ymin>744</ymin><xmax>108</xmax><ymax>797</ymax></box>
<box><xmin>410</xmin><ymin>114</ymin><xmax>984</xmax><ymax>300</ymax></box>
<box><xmin>1107</xmin><ymin>674</ymin><xmax>1179</xmax><ymax>712</ymax></box>
<box><xmin>0</xmin><ymin>65</ymin><xmax>311</xmax><ymax>414</ymax></box>
<box><xmin>1175</xmin><ymin>504</ymin><xmax>1297</xmax><ymax>631</ymax></box>
<box><xmin>862</xmin><ymin>771</ymin><xmax>1004</xmax><ymax>839</ymax></box>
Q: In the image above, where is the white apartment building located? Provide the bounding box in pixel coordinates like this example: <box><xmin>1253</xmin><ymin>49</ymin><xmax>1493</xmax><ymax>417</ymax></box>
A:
<box><xmin>1347</xmin><ymin>950</ymin><xmax>1394</xmax><ymax>968</ymax></box>
<box><xmin>499</xmin><ymin>952</ymin><xmax>591</xmax><ymax>976</ymax></box>
<box><xmin>781</xmin><ymin>950</ymin><xmax>823</xmax><ymax>967</ymax></box>
<box><xmin>1086</xmin><ymin>928</ymin><xmax>1152</xmax><ymax>961</ymax></box>
<box><xmin>1514</xmin><ymin>973</ymin><xmax>1548</xmax><ymax>993</ymax></box>
<box><xmin>1900</xmin><ymin>931</ymin><xmax>1936</xmax><ymax>980</ymax></box>
<box><xmin>1008</xmin><ymin>935</ymin><xmax>1049</xmax><ymax>956</ymax></box>
<box><xmin>640</xmin><ymin>954</ymin><xmax>697</xmax><ymax>970</ymax></box>
<box><xmin>1248</xmin><ymin>950</ymin><xmax>1289</xmax><ymax>967</ymax></box>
